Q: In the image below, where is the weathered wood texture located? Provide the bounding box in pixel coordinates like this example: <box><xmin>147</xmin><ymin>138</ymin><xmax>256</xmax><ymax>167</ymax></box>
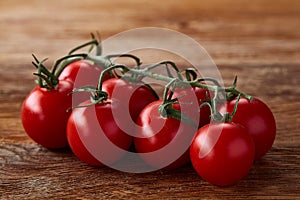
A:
<box><xmin>0</xmin><ymin>0</ymin><xmax>299</xmax><ymax>199</ymax></box>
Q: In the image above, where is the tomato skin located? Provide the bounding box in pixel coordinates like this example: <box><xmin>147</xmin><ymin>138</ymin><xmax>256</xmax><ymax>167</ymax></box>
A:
<box><xmin>59</xmin><ymin>60</ymin><xmax>109</xmax><ymax>83</ymax></box>
<box><xmin>21</xmin><ymin>80</ymin><xmax>73</xmax><ymax>148</ymax></box>
<box><xmin>193</xmin><ymin>86</ymin><xmax>212</xmax><ymax>127</ymax></box>
<box><xmin>102</xmin><ymin>78</ymin><xmax>158</xmax><ymax>121</ymax></box>
<box><xmin>190</xmin><ymin>123</ymin><xmax>255</xmax><ymax>186</ymax></box>
<box><xmin>59</xmin><ymin>60</ymin><xmax>111</xmax><ymax>106</ymax></box>
<box><xmin>66</xmin><ymin>100</ymin><xmax>133</xmax><ymax>166</ymax></box>
<box><xmin>172</xmin><ymin>84</ymin><xmax>211</xmax><ymax>128</ymax></box>
<box><xmin>219</xmin><ymin>98</ymin><xmax>276</xmax><ymax>160</ymax></box>
<box><xmin>134</xmin><ymin>100</ymin><xmax>197</xmax><ymax>170</ymax></box>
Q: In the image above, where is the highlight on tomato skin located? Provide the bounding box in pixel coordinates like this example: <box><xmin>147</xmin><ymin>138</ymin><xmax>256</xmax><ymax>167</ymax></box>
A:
<box><xmin>219</xmin><ymin>97</ymin><xmax>276</xmax><ymax>160</ymax></box>
<box><xmin>190</xmin><ymin>122</ymin><xmax>255</xmax><ymax>186</ymax></box>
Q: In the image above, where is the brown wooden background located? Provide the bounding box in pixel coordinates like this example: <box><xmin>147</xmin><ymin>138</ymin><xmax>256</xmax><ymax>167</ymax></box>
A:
<box><xmin>0</xmin><ymin>0</ymin><xmax>299</xmax><ymax>199</ymax></box>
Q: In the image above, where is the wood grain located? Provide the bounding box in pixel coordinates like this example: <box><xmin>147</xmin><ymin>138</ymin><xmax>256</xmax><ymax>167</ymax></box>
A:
<box><xmin>0</xmin><ymin>0</ymin><xmax>299</xmax><ymax>199</ymax></box>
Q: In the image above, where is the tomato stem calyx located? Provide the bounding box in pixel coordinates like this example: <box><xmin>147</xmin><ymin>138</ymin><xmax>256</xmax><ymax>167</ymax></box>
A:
<box><xmin>201</xmin><ymin>93</ymin><xmax>241</xmax><ymax>123</ymax></box>
<box><xmin>32</xmin><ymin>54</ymin><xmax>87</xmax><ymax>90</ymax></box>
<box><xmin>158</xmin><ymin>79</ymin><xmax>198</xmax><ymax>127</ymax></box>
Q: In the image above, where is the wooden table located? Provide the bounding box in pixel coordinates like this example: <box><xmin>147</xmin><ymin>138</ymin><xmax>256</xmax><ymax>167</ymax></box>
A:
<box><xmin>1</xmin><ymin>0</ymin><xmax>299</xmax><ymax>199</ymax></box>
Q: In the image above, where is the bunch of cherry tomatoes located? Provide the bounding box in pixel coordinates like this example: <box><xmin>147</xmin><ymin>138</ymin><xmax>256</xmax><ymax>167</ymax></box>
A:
<box><xmin>21</xmin><ymin>35</ymin><xmax>276</xmax><ymax>186</ymax></box>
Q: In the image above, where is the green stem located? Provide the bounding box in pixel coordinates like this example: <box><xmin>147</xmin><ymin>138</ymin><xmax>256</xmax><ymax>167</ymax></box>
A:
<box><xmin>162</xmin><ymin>79</ymin><xmax>178</xmax><ymax>104</ymax></box>
<box><xmin>144</xmin><ymin>61</ymin><xmax>183</xmax><ymax>80</ymax></box>
<box><xmin>228</xmin><ymin>94</ymin><xmax>241</xmax><ymax>121</ymax></box>
<box><xmin>189</xmin><ymin>79</ymin><xmax>220</xmax><ymax>91</ymax></box>
<box><xmin>196</xmin><ymin>77</ymin><xmax>226</xmax><ymax>101</ymax></box>
<box><xmin>225</xmin><ymin>87</ymin><xmax>253</xmax><ymax>101</ymax></box>
<box><xmin>32</xmin><ymin>61</ymin><xmax>54</xmax><ymax>79</ymax></box>
<box><xmin>89</xmin><ymin>54</ymin><xmax>253</xmax><ymax>100</ymax></box>
<box><xmin>68</xmin><ymin>39</ymin><xmax>98</xmax><ymax>55</ymax></box>
<box><xmin>105</xmin><ymin>54</ymin><xmax>141</xmax><ymax>66</ymax></box>
<box><xmin>88</xmin><ymin>55</ymin><xmax>181</xmax><ymax>83</ymax></box>
<box><xmin>183</xmin><ymin>68</ymin><xmax>198</xmax><ymax>81</ymax></box>
<box><xmin>87</xmin><ymin>54</ymin><xmax>252</xmax><ymax>123</ymax></box>
<box><xmin>95</xmin><ymin>32</ymin><xmax>102</xmax><ymax>56</ymax></box>
<box><xmin>34</xmin><ymin>73</ymin><xmax>53</xmax><ymax>90</ymax></box>
<box><xmin>34</xmin><ymin>59</ymin><xmax>54</xmax><ymax>90</ymax></box>
<box><xmin>130</xmin><ymin>68</ymin><xmax>175</xmax><ymax>83</ymax></box>
<box><xmin>158</xmin><ymin>79</ymin><xmax>197</xmax><ymax>127</ymax></box>
<box><xmin>212</xmin><ymin>86</ymin><xmax>224</xmax><ymax>121</ymax></box>
<box><xmin>55</xmin><ymin>57</ymin><xmax>83</xmax><ymax>77</ymax></box>
<box><xmin>32</xmin><ymin>55</ymin><xmax>54</xmax><ymax>78</ymax></box>
<box><xmin>197</xmin><ymin>77</ymin><xmax>221</xmax><ymax>87</ymax></box>
<box><xmin>87</xmin><ymin>54</ymin><xmax>112</xmax><ymax>68</ymax></box>
<box><xmin>36</xmin><ymin>60</ymin><xmax>43</xmax><ymax>87</ymax></box>
<box><xmin>33</xmin><ymin>57</ymin><xmax>56</xmax><ymax>89</ymax></box>
<box><xmin>52</xmin><ymin>53</ymin><xmax>87</xmax><ymax>77</ymax></box>
<box><xmin>97</xmin><ymin>65</ymin><xmax>129</xmax><ymax>91</ymax></box>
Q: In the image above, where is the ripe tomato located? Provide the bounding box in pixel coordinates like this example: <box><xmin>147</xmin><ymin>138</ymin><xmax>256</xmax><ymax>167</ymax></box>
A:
<box><xmin>66</xmin><ymin>99</ymin><xmax>133</xmax><ymax>166</ymax></box>
<box><xmin>190</xmin><ymin>123</ymin><xmax>255</xmax><ymax>186</ymax></box>
<box><xmin>102</xmin><ymin>78</ymin><xmax>158</xmax><ymax>122</ymax></box>
<box><xmin>21</xmin><ymin>80</ymin><xmax>73</xmax><ymax>148</ymax></box>
<box><xmin>59</xmin><ymin>60</ymin><xmax>111</xmax><ymax>106</ymax></box>
<box><xmin>134</xmin><ymin>100</ymin><xmax>198</xmax><ymax>170</ymax></box>
<box><xmin>59</xmin><ymin>60</ymin><xmax>109</xmax><ymax>83</ymax></box>
<box><xmin>172</xmin><ymin>84</ymin><xmax>211</xmax><ymax>128</ymax></box>
<box><xmin>219</xmin><ymin>97</ymin><xmax>276</xmax><ymax>160</ymax></box>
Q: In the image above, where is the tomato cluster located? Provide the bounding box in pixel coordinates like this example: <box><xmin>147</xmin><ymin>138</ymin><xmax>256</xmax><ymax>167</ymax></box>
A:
<box><xmin>21</xmin><ymin>36</ymin><xmax>276</xmax><ymax>187</ymax></box>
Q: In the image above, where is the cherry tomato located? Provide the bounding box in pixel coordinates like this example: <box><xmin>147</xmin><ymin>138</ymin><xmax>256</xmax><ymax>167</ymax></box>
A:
<box><xmin>21</xmin><ymin>80</ymin><xmax>73</xmax><ymax>148</ymax></box>
<box><xmin>190</xmin><ymin>123</ymin><xmax>255</xmax><ymax>186</ymax></box>
<box><xmin>66</xmin><ymin>100</ymin><xmax>133</xmax><ymax>166</ymax></box>
<box><xmin>219</xmin><ymin>97</ymin><xmax>276</xmax><ymax>160</ymax></box>
<box><xmin>59</xmin><ymin>60</ymin><xmax>109</xmax><ymax>83</ymax></box>
<box><xmin>59</xmin><ymin>60</ymin><xmax>111</xmax><ymax>106</ymax></box>
<box><xmin>134</xmin><ymin>100</ymin><xmax>197</xmax><ymax>170</ymax></box>
<box><xmin>172</xmin><ymin>84</ymin><xmax>211</xmax><ymax>128</ymax></box>
<box><xmin>102</xmin><ymin>78</ymin><xmax>158</xmax><ymax>121</ymax></box>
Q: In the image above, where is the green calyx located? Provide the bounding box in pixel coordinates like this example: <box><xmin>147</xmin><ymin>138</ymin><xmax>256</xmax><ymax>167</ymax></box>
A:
<box><xmin>71</xmin><ymin>85</ymin><xmax>108</xmax><ymax>106</ymax></box>
<box><xmin>69</xmin><ymin>65</ymin><xmax>128</xmax><ymax>110</ymax></box>
<box><xmin>158</xmin><ymin>100</ymin><xmax>197</xmax><ymax>127</ymax></box>
<box><xmin>200</xmin><ymin>93</ymin><xmax>241</xmax><ymax>123</ymax></box>
<box><xmin>31</xmin><ymin>32</ymin><xmax>103</xmax><ymax>90</ymax></box>
<box><xmin>32</xmin><ymin>53</ymin><xmax>87</xmax><ymax>90</ymax></box>
<box><xmin>158</xmin><ymin>79</ymin><xmax>197</xmax><ymax>127</ymax></box>
<box><xmin>225</xmin><ymin>76</ymin><xmax>253</xmax><ymax>101</ymax></box>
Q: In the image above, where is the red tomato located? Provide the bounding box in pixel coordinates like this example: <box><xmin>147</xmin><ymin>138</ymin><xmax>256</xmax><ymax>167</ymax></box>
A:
<box><xmin>102</xmin><ymin>78</ymin><xmax>158</xmax><ymax>121</ymax></box>
<box><xmin>66</xmin><ymin>100</ymin><xmax>133</xmax><ymax>166</ymax></box>
<box><xmin>21</xmin><ymin>80</ymin><xmax>73</xmax><ymax>148</ymax></box>
<box><xmin>190</xmin><ymin>123</ymin><xmax>255</xmax><ymax>186</ymax></box>
<box><xmin>219</xmin><ymin>97</ymin><xmax>276</xmax><ymax>160</ymax></box>
<box><xmin>172</xmin><ymin>84</ymin><xmax>211</xmax><ymax>128</ymax></box>
<box><xmin>59</xmin><ymin>60</ymin><xmax>110</xmax><ymax>106</ymax></box>
<box><xmin>134</xmin><ymin>100</ymin><xmax>197</xmax><ymax>170</ymax></box>
<box><xmin>59</xmin><ymin>60</ymin><xmax>109</xmax><ymax>83</ymax></box>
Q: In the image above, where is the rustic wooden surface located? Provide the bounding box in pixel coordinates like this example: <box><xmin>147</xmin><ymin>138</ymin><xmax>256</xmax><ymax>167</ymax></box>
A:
<box><xmin>0</xmin><ymin>0</ymin><xmax>299</xmax><ymax>199</ymax></box>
